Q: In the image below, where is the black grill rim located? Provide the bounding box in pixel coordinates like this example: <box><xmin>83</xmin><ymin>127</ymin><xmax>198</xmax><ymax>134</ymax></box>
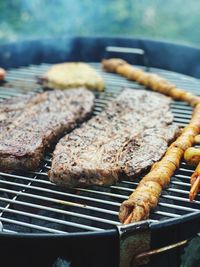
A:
<box><xmin>0</xmin><ymin>228</ymin><xmax>118</xmax><ymax>238</ymax></box>
<box><xmin>1</xmin><ymin>36</ymin><xmax>200</xmax><ymax>78</ymax></box>
<box><xmin>0</xmin><ymin>212</ymin><xmax>199</xmax><ymax>241</ymax></box>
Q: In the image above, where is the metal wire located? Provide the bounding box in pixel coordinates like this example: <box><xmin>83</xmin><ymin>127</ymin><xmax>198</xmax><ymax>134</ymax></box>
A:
<box><xmin>0</xmin><ymin>63</ymin><xmax>200</xmax><ymax>234</ymax></box>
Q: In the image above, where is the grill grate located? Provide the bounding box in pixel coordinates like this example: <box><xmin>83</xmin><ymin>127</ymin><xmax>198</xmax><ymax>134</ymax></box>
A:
<box><xmin>0</xmin><ymin>63</ymin><xmax>200</xmax><ymax>234</ymax></box>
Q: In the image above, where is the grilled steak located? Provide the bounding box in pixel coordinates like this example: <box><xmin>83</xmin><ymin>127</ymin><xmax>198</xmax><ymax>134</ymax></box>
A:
<box><xmin>0</xmin><ymin>88</ymin><xmax>94</xmax><ymax>171</ymax></box>
<box><xmin>49</xmin><ymin>89</ymin><xmax>179</xmax><ymax>188</ymax></box>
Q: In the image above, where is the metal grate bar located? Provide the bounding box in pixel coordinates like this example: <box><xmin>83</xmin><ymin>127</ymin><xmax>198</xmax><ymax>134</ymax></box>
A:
<box><xmin>0</xmin><ymin>172</ymin><xmax>127</xmax><ymax>200</ymax></box>
<box><xmin>0</xmin><ymin>207</ymin><xmax>102</xmax><ymax>232</ymax></box>
<box><xmin>2</xmin><ymin>229</ymin><xmax>17</xmax><ymax>233</ymax></box>
<box><xmin>153</xmin><ymin>211</ymin><xmax>181</xmax><ymax>218</ymax></box>
<box><xmin>0</xmin><ymin>187</ymin><xmax>119</xmax><ymax>216</ymax></box>
<box><xmin>158</xmin><ymin>202</ymin><xmax>198</xmax><ymax>212</ymax></box>
<box><xmin>0</xmin><ymin>197</ymin><xmax>119</xmax><ymax>225</ymax></box>
<box><xmin>0</xmin><ymin>217</ymin><xmax>66</xmax><ymax>234</ymax></box>
<box><xmin>0</xmin><ymin>179</ymin><xmax>120</xmax><ymax>207</ymax></box>
<box><xmin>161</xmin><ymin>194</ymin><xmax>200</xmax><ymax>205</ymax></box>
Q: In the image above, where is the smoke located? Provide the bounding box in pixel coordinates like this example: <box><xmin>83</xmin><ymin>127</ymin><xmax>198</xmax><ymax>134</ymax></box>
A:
<box><xmin>0</xmin><ymin>0</ymin><xmax>200</xmax><ymax>46</ymax></box>
<box><xmin>0</xmin><ymin>0</ymin><xmax>122</xmax><ymax>41</ymax></box>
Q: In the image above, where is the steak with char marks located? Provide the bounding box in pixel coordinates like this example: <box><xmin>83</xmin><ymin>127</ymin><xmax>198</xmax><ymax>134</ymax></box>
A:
<box><xmin>49</xmin><ymin>89</ymin><xmax>179</xmax><ymax>187</ymax></box>
<box><xmin>0</xmin><ymin>88</ymin><xmax>94</xmax><ymax>171</ymax></box>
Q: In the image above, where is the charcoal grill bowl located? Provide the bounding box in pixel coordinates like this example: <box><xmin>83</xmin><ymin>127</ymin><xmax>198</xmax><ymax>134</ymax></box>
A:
<box><xmin>1</xmin><ymin>36</ymin><xmax>200</xmax><ymax>78</ymax></box>
<box><xmin>0</xmin><ymin>36</ymin><xmax>200</xmax><ymax>267</ymax></box>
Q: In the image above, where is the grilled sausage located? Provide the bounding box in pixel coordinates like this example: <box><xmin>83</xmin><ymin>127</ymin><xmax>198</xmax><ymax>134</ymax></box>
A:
<box><xmin>102</xmin><ymin>58</ymin><xmax>200</xmax><ymax>223</ymax></box>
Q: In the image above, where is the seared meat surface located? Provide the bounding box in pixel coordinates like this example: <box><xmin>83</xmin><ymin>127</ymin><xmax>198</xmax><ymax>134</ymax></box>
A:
<box><xmin>49</xmin><ymin>89</ymin><xmax>179</xmax><ymax>187</ymax></box>
<box><xmin>0</xmin><ymin>94</ymin><xmax>33</xmax><ymax>128</ymax></box>
<box><xmin>0</xmin><ymin>88</ymin><xmax>94</xmax><ymax>171</ymax></box>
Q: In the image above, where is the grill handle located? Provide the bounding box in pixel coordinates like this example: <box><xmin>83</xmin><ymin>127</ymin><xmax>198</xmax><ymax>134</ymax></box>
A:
<box><xmin>105</xmin><ymin>46</ymin><xmax>149</xmax><ymax>70</ymax></box>
<box><xmin>135</xmin><ymin>239</ymin><xmax>187</xmax><ymax>263</ymax></box>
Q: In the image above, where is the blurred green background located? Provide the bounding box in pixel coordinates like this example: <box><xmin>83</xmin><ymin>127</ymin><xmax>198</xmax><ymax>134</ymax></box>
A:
<box><xmin>1</xmin><ymin>0</ymin><xmax>200</xmax><ymax>46</ymax></box>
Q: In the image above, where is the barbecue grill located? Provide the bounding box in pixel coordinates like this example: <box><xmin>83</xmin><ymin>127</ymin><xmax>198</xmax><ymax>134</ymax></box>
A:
<box><xmin>0</xmin><ymin>37</ymin><xmax>200</xmax><ymax>267</ymax></box>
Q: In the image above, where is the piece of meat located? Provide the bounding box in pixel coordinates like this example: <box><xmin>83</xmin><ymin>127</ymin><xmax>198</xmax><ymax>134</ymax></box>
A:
<box><xmin>49</xmin><ymin>89</ymin><xmax>179</xmax><ymax>188</ymax></box>
<box><xmin>0</xmin><ymin>88</ymin><xmax>94</xmax><ymax>171</ymax></box>
<box><xmin>41</xmin><ymin>62</ymin><xmax>105</xmax><ymax>91</ymax></box>
<box><xmin>118</xmin><ymin>125</ymin><xmax>179</xmax><ymax>178</ymax></box>
<box><xmin>0</xmin><ymin>94</ymin><xmax>34</xmax><ymax>128</ymax></box>
<box><xmin>0</xmin><ymin>68</ymin><xmax>6</xmax><ymax>80</ymax></box>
